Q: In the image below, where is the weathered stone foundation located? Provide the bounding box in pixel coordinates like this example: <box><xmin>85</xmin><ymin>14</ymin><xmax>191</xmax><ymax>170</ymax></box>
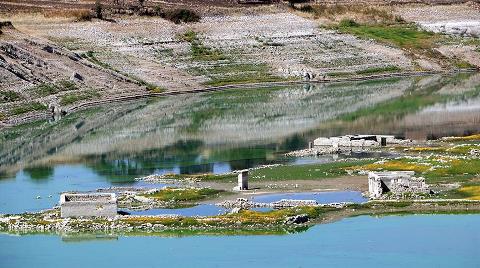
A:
<box><xmin>60</xmin><ymin>193</ymin><xmax>117</xmax><ymax>218</ymax></box>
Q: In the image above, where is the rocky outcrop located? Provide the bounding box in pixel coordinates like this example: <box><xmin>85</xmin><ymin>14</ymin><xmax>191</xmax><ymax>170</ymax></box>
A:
<box><xmin>284</xmin><ymin>214</ymin><xmax>309</xmax><ymax>224</ymax></box>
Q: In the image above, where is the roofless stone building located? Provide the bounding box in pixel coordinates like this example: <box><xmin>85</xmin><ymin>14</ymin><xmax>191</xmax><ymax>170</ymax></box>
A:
<box><xmin>368</xmin><ymin>171</ymin><xmax>431</xmax><ymax>199</ymax></box>
<box><xmin>60</xmin><ymin>193</ymin><xmax>117</xmax><ymax>218</ymax></box>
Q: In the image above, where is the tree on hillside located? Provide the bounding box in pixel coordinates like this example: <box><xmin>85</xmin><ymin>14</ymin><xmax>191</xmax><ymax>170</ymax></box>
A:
<box><xmin>95</xmin><ymin>0</ymin><xmax>103</xmax><ymax>19</ymax></box>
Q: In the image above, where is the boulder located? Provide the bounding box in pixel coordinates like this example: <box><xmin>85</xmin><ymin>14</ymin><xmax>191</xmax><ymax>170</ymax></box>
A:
<box><xmin>284</xmin><ymin>214</ymin><xmax>309</xmax><ymax>224</ymax></box>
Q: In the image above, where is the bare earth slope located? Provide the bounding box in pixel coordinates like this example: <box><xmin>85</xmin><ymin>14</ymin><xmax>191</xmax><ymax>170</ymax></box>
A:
<box><xmin>1</xmin><ymin>4</ymin><xmax>479</xmax><ymax>125</ymax></box>
<box><xmin>0</xmin><ymin>25</ymin><xmax>150</xmax><ymax>124</ymax></box>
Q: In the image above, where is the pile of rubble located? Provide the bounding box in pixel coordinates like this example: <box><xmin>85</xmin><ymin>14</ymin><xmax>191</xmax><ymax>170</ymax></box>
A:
<box><xmin>286</xmin><ymin>134</ymin><xmax>411</xmax><ymax>157</ymax></box>
<box><xmin>217</xmin><ymin>198</ymin><xmax>350</xmax><ymax>209</ymax></box>
<box><xmin>368</xmin><ymin>171</ymin><xmax>432</xmax><ymax>199</ymax></box>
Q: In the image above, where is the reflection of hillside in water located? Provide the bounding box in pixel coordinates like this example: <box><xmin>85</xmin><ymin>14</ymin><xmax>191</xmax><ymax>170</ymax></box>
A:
<box><xmin>1</xmin><ymin>73</ymin><xmax>480</xmax><ymax>177</ymax></box>
<box><xmin>309</xmin><ymin>73</ymin><xmax>480</xmax><ymax>140</ymax></box>
<box><xmin>60</xmin><ymin>79</ymin><xmax>411</xmax><ymax>157</ymax></box>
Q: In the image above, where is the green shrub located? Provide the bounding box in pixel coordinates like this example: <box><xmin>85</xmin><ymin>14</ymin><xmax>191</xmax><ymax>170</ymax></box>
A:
<box><xmin>95</xmin><ymin>0</ymin><xmax>103</xmax><ymax>19</ymax></box>
<box><xmin>11</xmin><ymin>102</ymin><xmax>47</xmax><ymax>115</ymax></box>
<box><xmin>181</xmin><ymin>30</ymin><xmax>198</xmax><ymax>43</ymax></box>
<box><xmin>60</xmin><ymin>90</ymin><xmax>100</xmax><ymax>105</ymax></box>
<box><xmin>167</xmin><ymin>9</ymin><xmax>200</xmax><ymax>24</ymax></box>
<box><xmin>154</xmin><ymin>8</ymin><xmax>201</xmax><ymax>24</ymax></box>
<box><xmin>56</xmin><ymin>80</ymin><xmax>77</xmax><ymax>91</ymax></box>
<box><xmin>0</xmin><ymin>90</ymin><xmax>22</xmax><ymax>103</ymax></box>
<box><xmin>33</xmin><ymin>83</ymin><xmax>57</xmax><ymax>96</ymax></box>
<box><xmin>339</xmin><ymin>19</ymin><xmax>358</xmax><ymax>28</ymax></box>
<box><xmin>298</xmin><ymin>5</ymin><xmax>314</xmax><ymax>13</ymax></box>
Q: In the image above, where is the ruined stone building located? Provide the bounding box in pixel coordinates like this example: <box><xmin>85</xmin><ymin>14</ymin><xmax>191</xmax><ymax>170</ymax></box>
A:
<box><xmin>60</xmin><ymin>193</ymin><xmax>117</xmax><ymax>218</ymax></box>
<box><xmin>234</xmin><ymin>170</ymin><xmax>249</xmax><ymax>191</ymax></box>
<box><xmin>368</xmin><ymin>171</ymin><xmax>431</xmax><ymax>198</ymax></box>
<box><xmin>314</xmin><ymin>135</ymin><xmax>407</xmax><ymax>149</ymax></box>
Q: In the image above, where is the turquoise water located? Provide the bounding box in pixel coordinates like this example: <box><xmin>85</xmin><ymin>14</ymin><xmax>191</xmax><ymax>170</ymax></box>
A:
<box><xmin>0</xmin><ymin>165</ymin><xmax>167</xmax><ymax>214</ymax></box>
<box><xmin>2</xmin><ymin>75</ymin><xmax>480</xmax><ymax>216</ymax></box>
<box><xmin>123</xmin><ymin>191</ymin><xmax>367</xmax><ymax>217</ymax></box>
<box><xmin>0</xmin><ymin>214</ymin><xmax>479</xmax><ymax>267</ymax></box>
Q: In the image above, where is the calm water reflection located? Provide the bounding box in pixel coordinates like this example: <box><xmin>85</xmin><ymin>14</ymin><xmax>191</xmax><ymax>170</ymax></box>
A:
<box><xmin>1</xmin><ymin>73</ymin><xmax>480</xmax><ymax>214</ymax></box>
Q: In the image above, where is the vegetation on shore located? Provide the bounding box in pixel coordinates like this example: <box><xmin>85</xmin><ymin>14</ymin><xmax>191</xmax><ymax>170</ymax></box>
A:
<box><xmin>141</xmin><ymin>187</ymin><xmax>225</xmax><ymax>202</ymax></box>
<box><xmin>297</xmin><ymin>3</ymin><xmax>473</xmax><ymax>69</ymax></box>
<box><xmin>2</xmin><ymin>200</ymin><xmax>480</xmax><ymax>236</ymax></box>
<box><xmin>180</xmin><ymin>30</ymin><xmax>291</xmax><ymax>86</ymax></box>
<box><xmin>442</xmin><ymin>134</ymin><xmax>480</xmax><ymax>142</ymax></box>
<box><xmin>11</xmin><ymin>102</ymin><xmax>47</xmax><ymax>115</ymax></box>
<box><xmin>161</xmin><ymin>159</ymin><xmax>374</xmax><ymax>182</ymax></box>
<box><xmin>82</xmin><ymin>50</ymin><xmax>163</xmax><ymax>92</ymax></box>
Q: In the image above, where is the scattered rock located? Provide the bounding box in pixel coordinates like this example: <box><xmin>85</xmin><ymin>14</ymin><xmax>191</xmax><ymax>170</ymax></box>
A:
<box><xmin>285</xmin><ymin>214</ymin><xmax>309</xmax><ymax>224</ymax></box>
<box><xmin>70</xmin><ymin>72</ymin><xmax>83</xmax><ymax>81</ymax></box>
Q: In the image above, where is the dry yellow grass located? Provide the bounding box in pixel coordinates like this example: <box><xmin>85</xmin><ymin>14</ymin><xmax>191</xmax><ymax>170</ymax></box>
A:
<box><xmin>408</xmin><ymin>147</ymin><xmax>445</xmax><ymax>152</ymax></box>
<box><xmin>443</xmin><ymin>134</ymin><xmax>480</xmax><ymax>141</ymax></box>
<box><xmin>457</xmin><ymin>186</ymin><xmax>480</xmax><ymax>200</ymax></box>
<box><xmin>353</xmin><ymin>160</ymin><xmax>431</xmax><ymax>173</ymax></box>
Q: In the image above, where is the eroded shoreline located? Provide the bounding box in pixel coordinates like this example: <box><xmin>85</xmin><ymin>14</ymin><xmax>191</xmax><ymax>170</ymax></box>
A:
<box><xmin>1</xmin><ymin>200</ymin><xmax>479</xmax><ymax>237</ymax></box>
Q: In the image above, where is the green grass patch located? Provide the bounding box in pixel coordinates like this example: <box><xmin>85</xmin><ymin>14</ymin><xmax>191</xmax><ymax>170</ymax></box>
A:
<box><xmin>442</xmin><ymin>184</ymin><xmax>480</xmax><ymax>200</ymax></box>
<box><xmin>353</xmin><ymin>156</ymin><xmax>480</xmax><ymax>183</ymax></box>
<box><xmin>11</xmin><ymin>102</ymin><xmax>47</xmax><ymax>115</ymax></box>
<box><xmin>60</xmin><ymin>90</ymin><xmax>100</xmax><ymax>106</ymax></box>
<box><xmin>335</xmin><ymin>22</ymin><xmax>437</xmax><ymax>50</ymax></box>
<box><xmin>193</xmin><ymin>63</ymin><xmax>289</xmax><ymax>86</ymax></box>
<box><xmin>31</xmin><ymin>80</ymin><xmax>78</xmax><ymax>97</ymax></box>
<box><xmin>181</xmin><ymin>30</ymin><xmax>289</xmax><ymax>86</ymax></box>
<box><xmin>142</xmin><ymin>188</ymin><xmax>224</xmax><ymax>202</ymax></box>
<box><xmin>333</xmin><ymin>21</ymin><xmax>445</xmax><ymax>59</ymax></box>
<box><xmin>82</xmin><ymin>51</ymin><xmax>163</xmax><ymax>91</ymax></box>
<box><xmin>0</xmin><ymin>90</ymin><xmax>22</xmax><ymax>103</ymax></box>
<box><xmin>250</xmin><ymin>160</ymin><xmax>374</xmax><ymax>181</ymax></box>
<box><xmin>180</xmin><ymin>30</ymin><xmax>225</xmax><ymax>61</ymax></box>
<box><xmin>356</xmin><ymin>65</ymin><xmax>401</xmax><ymax>75</ymax></box>
<box><xmin>163</xmin><ymin>173</ymin><xmax>237</xmax><ymax>182</ymax></box>
<box><xmin>327</xmin><ymin>71</ymin><xmax>354</xmax><ymax>77</ymax></box>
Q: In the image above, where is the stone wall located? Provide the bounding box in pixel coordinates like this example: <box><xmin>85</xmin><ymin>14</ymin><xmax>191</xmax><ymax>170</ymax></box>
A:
<box><xmin>60</xmin><ymin>193</ymin><xmax>117</xmax><ymax>218</ymax></box>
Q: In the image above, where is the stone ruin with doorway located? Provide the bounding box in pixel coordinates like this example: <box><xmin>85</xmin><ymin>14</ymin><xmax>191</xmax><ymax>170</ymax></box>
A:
<box><xmin>60</xmin><ymin>193</ymin><xmax>117</xmax><ymax>218</ymax></box>
<box><xmin>368</xmin><ymin>171</ymin><xmax>431</xmax><ymax>199</ymax></box>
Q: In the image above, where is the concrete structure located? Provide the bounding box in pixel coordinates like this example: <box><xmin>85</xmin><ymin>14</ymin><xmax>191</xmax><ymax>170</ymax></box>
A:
<box><xmin>60</xmin><ymin>193</ymin><xmax>117</xmax><ymax>218</ymax></box>
<box><xmin>234</xmin><ymin>170</ymin><xmax>249</xmax><ymax>191</ymax></box>
<box><xmin>368</xmin><ymin>171</ymin><xmax>430</xmax><ymax>198</ymax></box>
<box><xmin>314</xmin><ymin>135</ymin><xmax>405</xmax><ymax>149</ymax></box>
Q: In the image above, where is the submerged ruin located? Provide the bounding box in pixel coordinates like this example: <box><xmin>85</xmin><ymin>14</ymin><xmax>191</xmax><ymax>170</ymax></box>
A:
<box><xmin>368</xmin><ymin>171</ymin><xmax>431</xmax><ymax>199</ymax></box>
<box><xmin>233</xmin><ymin>170</ymin><xmax>249</xmax><ymax>191</ymax></box>
<box><xmin>314</xmin><ymin>135</ymin><xmax>408</xmax><ymax>149</ymax></box>
<box><xmin>60</xmin><ymin>193</ymin><xmax>117</xmax><ymax>218</ymax></box>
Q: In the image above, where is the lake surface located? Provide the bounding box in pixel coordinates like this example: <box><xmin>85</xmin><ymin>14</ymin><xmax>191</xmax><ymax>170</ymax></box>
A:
<box><xmin>1</xmin><ymin>74</ymin><xmax>480</xmax><ymax>214</ymax></box>
<box><xmin>0</xmin><ymin>214</ymin><xmax>479</xmax><ymax>268</ymax></box>
<box><xmin>1</xmin><ymin>74</ymin><xmax>480</xmax><ymax>267</ymax></box>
